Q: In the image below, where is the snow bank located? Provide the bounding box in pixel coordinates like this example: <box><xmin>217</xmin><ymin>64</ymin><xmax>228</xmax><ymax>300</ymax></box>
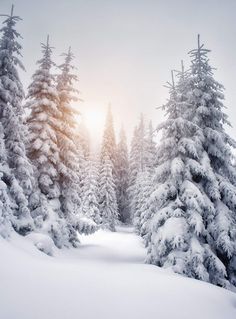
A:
<box><xmin>0</xmin><ymin>226</ymin><xmax>235</xmax><ymax>319</ymax></box>
<box><xmin>26</xmin><ymin>232</ymin><xmax>55</xmax><ymax>256</ymax></box>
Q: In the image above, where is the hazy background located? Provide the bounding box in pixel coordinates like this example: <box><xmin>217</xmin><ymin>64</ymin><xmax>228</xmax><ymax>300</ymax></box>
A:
<box><xmin>1</xmin><ymin>0</ymin><xmax>236</xmax><ymax>145</ymax></box>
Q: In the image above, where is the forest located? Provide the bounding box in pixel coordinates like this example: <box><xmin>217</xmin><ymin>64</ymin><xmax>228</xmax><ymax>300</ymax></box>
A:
<box><xmin>0</xmin><ymin>4</ymin><xmax>236</xmax><ymax>319</ymax></box>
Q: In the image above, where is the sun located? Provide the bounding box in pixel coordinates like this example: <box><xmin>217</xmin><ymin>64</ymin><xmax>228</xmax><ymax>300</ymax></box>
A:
<box><xmin>82</xmin><ymin>108</ymin><xmax>105</xmax><ymax>133</ymax></box>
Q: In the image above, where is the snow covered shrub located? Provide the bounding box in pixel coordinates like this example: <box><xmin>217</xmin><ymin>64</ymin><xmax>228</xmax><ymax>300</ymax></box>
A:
<box><xmin>26</xmin><ymin>232</ymin><xmax>55</xmax><ymax>256</ymax></box>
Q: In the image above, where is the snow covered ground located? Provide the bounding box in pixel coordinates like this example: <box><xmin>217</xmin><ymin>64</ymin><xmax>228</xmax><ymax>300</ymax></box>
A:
<box><xmin>0</xmin><ymin>226</ymin><xmax>236</xmax><ymax>319</ymax></box>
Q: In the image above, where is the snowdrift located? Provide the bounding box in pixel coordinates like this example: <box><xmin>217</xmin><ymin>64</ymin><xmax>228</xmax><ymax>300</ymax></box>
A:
<box><xmin>0</xmin><ymin>226</ymin><xmax>235</xmax><ymax>319</ymax></box>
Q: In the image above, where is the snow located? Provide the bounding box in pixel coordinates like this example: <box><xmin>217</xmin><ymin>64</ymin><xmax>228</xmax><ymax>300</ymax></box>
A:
<box><xmin>0</xmin><ymin>226</ymin><xmax>236</xmax><ymax>319</ymax></box>
<box><xmin>26</xmin><ymin>232</ymin><xmax>55</xmax><ymax>256</ymax></box>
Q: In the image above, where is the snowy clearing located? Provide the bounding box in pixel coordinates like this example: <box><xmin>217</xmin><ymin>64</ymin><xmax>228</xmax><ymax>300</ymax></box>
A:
<box><xmin>0</xmin><ymin>226</ymin><xmax>236</xmax><ymax>319</ymax></box>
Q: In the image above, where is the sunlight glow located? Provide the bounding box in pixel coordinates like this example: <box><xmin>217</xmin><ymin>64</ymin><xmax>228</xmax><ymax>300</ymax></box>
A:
<box><xmin>83</xmin><ymin>108</ymin><xmax>105</xmax><ymax>133</ymax></box>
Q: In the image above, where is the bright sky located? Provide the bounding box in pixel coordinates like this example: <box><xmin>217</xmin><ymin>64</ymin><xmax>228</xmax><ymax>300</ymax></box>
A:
<box><xmin>1</xmin><ymin>0</ymin><xmax>236</xmax><ymax>144</ymax></box>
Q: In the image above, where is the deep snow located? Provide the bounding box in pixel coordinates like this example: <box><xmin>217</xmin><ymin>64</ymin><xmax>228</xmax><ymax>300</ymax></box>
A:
<box><xmin>0</xmin><ymin>226</ymin><xmax>236</xmax><ymax>319</ymax></box>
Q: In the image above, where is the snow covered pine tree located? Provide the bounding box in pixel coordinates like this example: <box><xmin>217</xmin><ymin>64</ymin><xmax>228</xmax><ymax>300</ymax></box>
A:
<box><xmin>133</xmin><ymin>121</ymin><xmax>156</xmax><ymax>236</ymax></box>
<box><xmin>146</xmin><ymin>63</ymin><xmax>230</xmax><ymax>287</ymax></box>
<box><xmin>99</xmin><ymin>105</ymin><xmax>119</xmax><ymax>228</ymax></box>
<box><xmin>133</xmin><ymin>169</ymin><xmax>153</xmax><ymax>238</ymax></box>
<box><xmin>27</xmin><ymin>40</ymin><xmax>97</xmax><ymax>248</ymax></box>
<box><xmin>26</xmin><ymin>36</ymin><xmax>74</xmax><ymax>248</ymax></box>
<box><xmin>129</xmin><ymin>114</ymin><xmax>151</xmax><ymax>226</ymax></box>
<box><xmin>77</xmin><ymin>119</ymin><xmax>90</xmax><ymax>159</ymax></box>
<box><xmin>0</xmin><ymin>6</ymin><xmax>34</xmax><ymax>236</ymax></box>
<box><xmin>145</xmin><ymin>120</ymin><xmax>156</xmax><ymax>173</ymax></box>
<box><xmin>99</xmin><ymin>155</ymin><xmax>118</xmax><ymax>231</ymax></box>
<box><xmin>80</xmin><ymin>157</ymin><xmax>101</xmax><ymax>225</ymax></box>
<box><xmin>56</xmin><ymin>47</ymin><xmax>97</xmax><ymax>239</ymax></box>
<box><xmin>116</xmin><ymin>126</ymin><xmax>130</xmax><ymax>222</ymax></box>
<box><xmin>100</xmin><ymin>104</ymin><xmax>117</xmax><ymax>182</ymax></box>
<box><xmin>128</xmin><ymin>114</ymin><xmax>147</xmax><ymax>190</ymax></box>
<box><xmin>27</xmin><ymin>37</ymin><xmax>61</xmax><ymax>203</ymax></box>
<box><xmin>0</xmin><ymin>122</ymin><xmax>22</xmax><ymax>238</ymax></box>
<box><xmin>188</xmin><ymin>35</ymin><xmax>236</xmax><ymax>286</ymax></box>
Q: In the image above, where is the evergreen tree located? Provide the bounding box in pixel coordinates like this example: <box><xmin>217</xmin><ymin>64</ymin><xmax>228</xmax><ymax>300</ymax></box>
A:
<box><xmin>26</xmin><ymin>36</ymin><xmax>67</xmax><ymax>245</ymax></box>
<box><xmin>116</xmin><ymin>126</ymin><xmax>130</xmax><ymax>222</ymax></box>
<box><xmin>128</xmin><ymin>126</ymin><xmax>138</xmax><ymax>188</ymax></box>
<box><xmin>146</xmin><ymin>70</ymin><xmax>228</xmax><ymax>287</ymax></box>
<box><xmin>100</xmin><ymin>104</ymin><xmax>117</xmax><ymax>179</ymax></box>
<box><xmin>145</xmin><ymin>121</ymin><xmax>156</xmax><ymax>173</ymax></box>
<box><xmin>132</xmin><ymin>121</ymin><xmax>156</xmax><ymax>233</ymax></box>
<box><xmin>80</xmin><ymin>157</ymin><xmax>100</xmax><ymax>225</ymax></box>
<box><xmin>27</xmin><ymin>36</ymin><xmax>61</xmax><ymax>200</ymax></box>
<box><xmin>56</xmin><ymin>49</ymin><xmax>82</xmax><ymax>214</ymax></box>
<box><xmin>133</xmin><ymin>169</ymin><xmax>153</xmax><ymax>238</ymax></box>
<box><xmin>77</xmin><ymin>118</ymin><xmax>90</xmax><ymax>159</ymax></box>
<box><xmin>99</xmin><ymin>156</ymin><xmax>118</xmax><ymax>231</ymax></box>
<box><xmin>188</xmin><ymin>35</ymin><xmax>236</xmax><ymax>285</ymax></box>
<box><xmin>56</xmin><ymin>47</ymin><xmax>96</xmax><ymax>245</ymax></box>
<box><xmin>0</xmin><ymin>6</ymin><xmax>34</xmax><ymax>235</ymax></box>
<box><xmin>0</xmin><ymin>122</ymin><xmax>17</xmax><ymax>237</ymax></box>
<box><xmin>129</xmin><ymin>114</ymin><xmax>146</xmax><ymax>187</ymax></box>
<box><xmin>128</xmin><ymin>114</ymin><xmax>148</xmax><ymax>220</ymax></box>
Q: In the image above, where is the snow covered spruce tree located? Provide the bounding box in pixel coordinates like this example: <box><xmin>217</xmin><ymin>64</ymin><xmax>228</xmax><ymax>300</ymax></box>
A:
<box><xmin>0</xmin><ymin>121</ymin><xmax>26</xmax><ymax>237</ymax></box>
<box><xmin>27</xmin><ymin>37</ymin><xmax>60</xmax><ymax>201</ymax></box>
<box><xmin>27</xmin><ymin>41</ymin><xmax>96</xmax><ymax>247</ymax></box>
<box><xmin>129</xmin><ymin>114</ymin><xmax>146</xmax><ymax>188</ymax></box>
<box><xmin>128</xmin><ymin>114</ymin><xmax>149</xmax><ymax>223</ymax></box>
<box><xmin>116</xmin><ymin>126</ymin><xmax>130</xmax><ymax>222</ymax></box>
<box><xmin>100</xmin><ymin>104</ymin><xmax>117</xmax><ymax>180</ymax></box>
<box><xmin>26</xmin><ymin>37</ymin><xmax>69</xmax><ymax>246</ymax></box>
<box><xmin>145</xmin><ymin>121</ymin><xmax>156</xmax><ymax>173</ymax></box>
<box><xmin>99</xmin><ymin>105</ymin><xmax>119</xmax><ymax>229</ymax></box>
<box><xmin>133</xmin><ymin>169</ymin><xmax>153</xmax><ymax>238</ymax></box>
<box><xmin>0</xmin><ymin>6</ymin><xmax>34</xmax><ymax>235</ymax></box>
<box><xmin>133</xmin><ymin>120</ymin><xmax>156</xmax><ymax>234</ymax></box>
<box><xmin>146</xmin><ymin>69</ymin><xmax>229</xmax><ymax>287</ymax></box>
<box><xmin>56</xmin><ymin>49</ymin><xmax>82</xmax><ymax>218</ymax></box>
<box><xmin>77</xmin><ymin>119</ymin><xmax>90</xmax><ymax>159</ymax></box>
<box><xmin>80</xmin><ymin>157</ymin><xmax>101</xmax><ymax>225</ymax></box>
<box><xmin>56</xmin><ymin>47</ymin><xmax>97</xmax><ymax>241</ymax></box>
<box><xmin>99</xmin><ymin>155</ymin><xmax>118</xmax><ymax>231</ymax></box>
<box><xmin>188</xmin><ymin>36</ymin><xmax>236</xmax><ymax>285</ymax></box>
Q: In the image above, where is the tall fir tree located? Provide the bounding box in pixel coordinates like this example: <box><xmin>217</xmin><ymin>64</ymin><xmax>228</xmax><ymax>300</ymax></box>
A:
<box><xmin>99</xmin><ymin>104</ymin><xmax>118</xmax><ymax>228</ymax></box>
<box><xmin>129</xmin><ymin>114</ymin><xmax>146</xmax><ymax>187</ymax></box>
<box><xmin>56</xmin><ymin>49</ymin><xmax>82</xmax><ymax>216</ymax></box>
<box><xmin>145</xmin><ymin>69</ymin><xmax>229</xmax><ymax>287</ymax></box>
<box><xmin>128</xmin><ymin>114</ymin><xmax>148</xmax><ymax>220</ymax></box>
<box><xmin>56</xmin><ymin>47</ymin><xmax>96</xmax><ymax>244</ymax></box>
<box><xmin>80</xmin><ymin>157</ymin><xmax>100</xmax><ymax>225</ymax></box>
<box><xmin>0</xmin><ymin>6</ymin><xmax>34</xmax><ymax>235</ymax></box>
<box><xmin>27</xmin><ymin>37</ymin><xmax>61</xmax><ymax>201</ymax></box>
<box><xmin>188</xmin><ymin>35</ymin><xmax>236</xmax><ymax>285</ymax></box>
<box><xmin>99</xmin><ymin>156</ymin><xmax>118</xmax><ymax>231</ymax></box>
<box><xmin>145</xmin><ymin>120</ymin><xmax>156</xmax><ymax>173</ymax></box>
<box><xmin>26</xmin><ymin>36</ymin><xmax>67</xmax><ymax>246</ymax></box>
<box><xmin>100</xmin><ymin>104</ymin><xmax>117</xmax><ymax>179</ymax></box>
<box><xmin>0</xmin><ymin>122</ymin><xmax>19</xmax><ymax>237</ymax></box>
<box><xmin>77</xmin><ymin>118</ymin><xmax>90</xmax><ymax>159</ymax></box>
<box><xmin>132</xmin><ymin>120</ymin><xmax>156</xmax><ymax>233</ymax></box>
<box><xmin>116</xmin><ymin>126</ymin><xmax>130</xmax><ymax>222</ymax></box>
<box><xmin>133</xmin><ymin>169</ymin><xmax>153</xmax><ymax>237</ymax></box>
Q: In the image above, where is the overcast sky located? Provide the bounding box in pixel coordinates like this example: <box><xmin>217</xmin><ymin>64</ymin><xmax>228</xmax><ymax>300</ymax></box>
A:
<box><xmin>1</xmin><ymin>0</ymin><xmax>236</xmax><ymax>144</ymax></box>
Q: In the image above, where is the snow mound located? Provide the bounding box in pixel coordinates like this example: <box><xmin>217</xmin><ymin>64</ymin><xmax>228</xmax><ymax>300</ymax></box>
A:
<box><xmin>77</xmin><ymin>216</ymin><xmax>99</xmax><ymax>235</ymax></box>
<box><xmin>26</xmin><ymin>232</ymin><xmax>56</xmax><ymax>256</ymax></box>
